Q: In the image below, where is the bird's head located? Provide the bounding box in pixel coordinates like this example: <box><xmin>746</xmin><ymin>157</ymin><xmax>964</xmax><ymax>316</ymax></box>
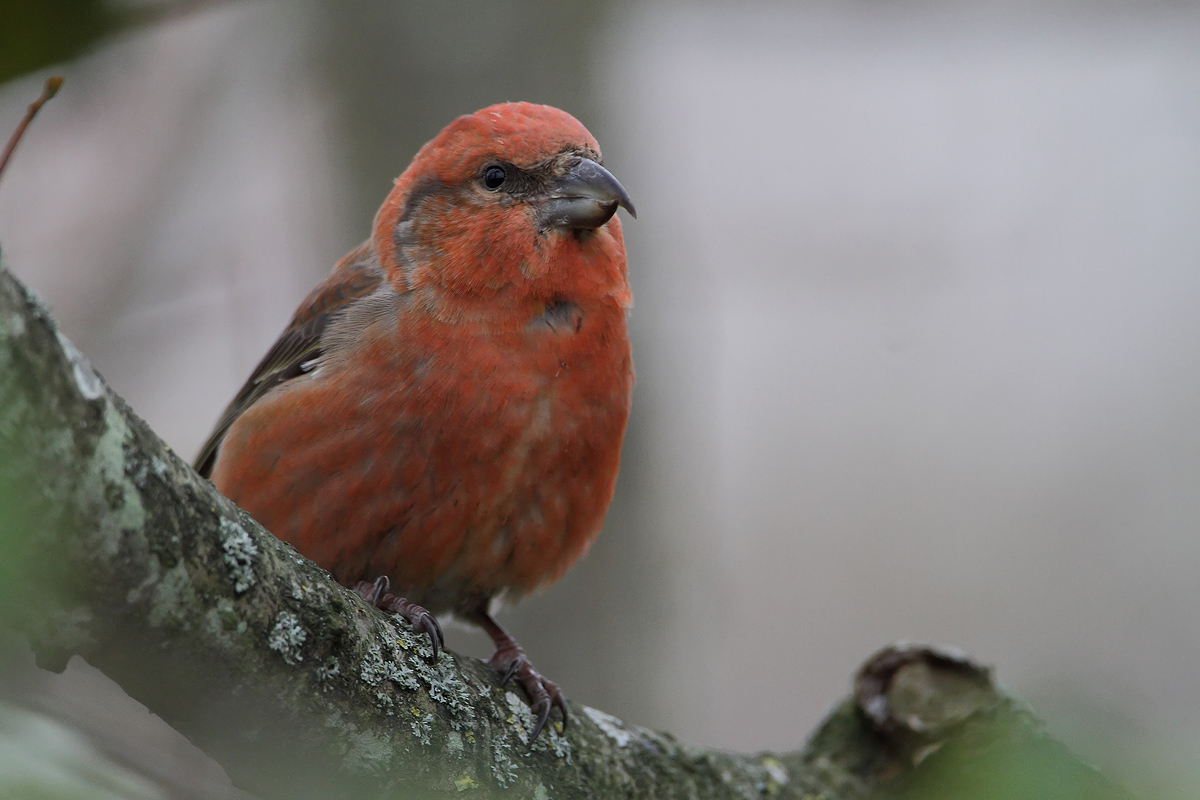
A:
<box><xmin>373</xmin><ymin>102</ymin><xmax>635</xmax><ymax>319</ymax></box>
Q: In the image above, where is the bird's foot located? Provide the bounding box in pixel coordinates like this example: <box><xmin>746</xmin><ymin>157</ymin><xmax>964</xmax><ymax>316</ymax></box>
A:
<box><xmin>353</xmin><ymin>576</ymin><xmax>443</xmax><ymax>662</ymax></box>
<box><xmin>489</xmin><ymin>641</ymin><xmax>567</xmax><ymax>743</ymax></box>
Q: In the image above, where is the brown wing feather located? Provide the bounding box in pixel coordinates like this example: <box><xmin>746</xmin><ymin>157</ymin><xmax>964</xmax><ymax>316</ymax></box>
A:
<box><xmin>194</xmin><ymin>242</ymin><xmax>383</xmax><ymax>477</ymax></box>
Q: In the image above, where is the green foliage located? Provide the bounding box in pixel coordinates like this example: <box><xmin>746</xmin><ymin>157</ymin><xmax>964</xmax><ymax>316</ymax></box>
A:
<box><xmin>0</xmin><ymin>0</ymin><xmax>120</xmax><ymax>84</ymax></box>
<box><xmin>879</xmin><ymin>716</ymin><xmax>1134</xmax><ymax>800</ymax></box>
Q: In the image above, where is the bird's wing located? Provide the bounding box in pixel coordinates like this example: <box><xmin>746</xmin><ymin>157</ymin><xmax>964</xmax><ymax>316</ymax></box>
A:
<box><xmin>194</xmin><ymin>242</ymin><xmax>384</xmax><ymax>478</ymax></box>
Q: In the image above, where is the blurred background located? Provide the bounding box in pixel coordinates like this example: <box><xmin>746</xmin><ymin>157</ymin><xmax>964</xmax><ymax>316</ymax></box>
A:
<box><xmin>2</xmin><ymin>0</ymin><xmax>1200</xmax><ymax>796</ymax></box>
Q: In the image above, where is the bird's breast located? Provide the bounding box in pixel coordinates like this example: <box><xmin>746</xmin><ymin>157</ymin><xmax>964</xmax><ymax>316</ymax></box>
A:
<box><xmin>219</xmin><ymin>295</ymin><xmax>633</xmax><ymax>613</ymax></box>
<box><xmin>373</xmin><ymin>297</ymin><xmax>633</xmax><ymax>608</ymax></box>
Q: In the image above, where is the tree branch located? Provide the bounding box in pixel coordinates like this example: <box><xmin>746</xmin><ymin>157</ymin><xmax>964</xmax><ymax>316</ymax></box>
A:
<box><xmin>0</xmin><ymin>258</ymin><xmax>1130</xmax><ymax>799</ymax></box>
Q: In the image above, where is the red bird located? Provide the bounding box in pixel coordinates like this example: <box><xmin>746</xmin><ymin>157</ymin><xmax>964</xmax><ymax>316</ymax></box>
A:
<box><xmin>195</xmin><ymin>102</ymin><xmax>635</xmax><ymax>739</ymax></box>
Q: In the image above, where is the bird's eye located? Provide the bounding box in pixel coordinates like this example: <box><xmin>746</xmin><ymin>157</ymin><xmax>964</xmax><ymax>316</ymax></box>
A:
<box><xmin>483</xmin><ymin>165</ymin><xmax>507</xmax><ymax>190</ymax></box>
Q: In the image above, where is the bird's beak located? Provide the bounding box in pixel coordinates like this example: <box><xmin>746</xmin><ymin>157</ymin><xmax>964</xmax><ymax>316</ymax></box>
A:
<box><xmin>538</xmin><ymin>158</ymin><xmax>636</xmax><ymax>231</ymax></box>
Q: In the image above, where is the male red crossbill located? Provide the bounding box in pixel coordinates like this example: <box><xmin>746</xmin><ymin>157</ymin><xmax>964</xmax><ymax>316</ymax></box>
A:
<box><xmin>195</xmin><ymin>102</ymin><xmax>635</xmax><ymax>739</ymax></box>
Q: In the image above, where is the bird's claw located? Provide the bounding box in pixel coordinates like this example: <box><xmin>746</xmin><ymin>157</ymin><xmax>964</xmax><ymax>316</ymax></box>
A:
<box><xmin>353</xmin><ymin>578</ymin><xmax>443</xmax><ymax>662</ymax></box>
<box><xmin>413</xmin><ymin>610</ymin><xmax>444</xmax><ymax>662</ymax></box>
<box><xmin>499</xmin><ymin>658</ymin><xmax>522</xmax><ymax>688</ymax></box>
<box><xmin>361</xmin><ymin>575</ymin><xmax>389</xmax><ymax>606</ymax></box>
<box><xmin>489</xmin><ymin>646</ymin><xmax>567</xmax><ymax>744</ymax></box>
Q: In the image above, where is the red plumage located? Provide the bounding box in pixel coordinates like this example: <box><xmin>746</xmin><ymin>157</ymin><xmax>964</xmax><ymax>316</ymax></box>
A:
<box><xmin>195</xmin><ymin>102</ymin><xmax>635</xmax><ymax>738</ymax></box>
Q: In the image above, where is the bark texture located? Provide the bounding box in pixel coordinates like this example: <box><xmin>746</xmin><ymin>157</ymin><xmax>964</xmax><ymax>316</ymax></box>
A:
<box><xmin>0</xmin><ymin>260</ymin><xmax>1131</xmax><ymax>800</ymax></box>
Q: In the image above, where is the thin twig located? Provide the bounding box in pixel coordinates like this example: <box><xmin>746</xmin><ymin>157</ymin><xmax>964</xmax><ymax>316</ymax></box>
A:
<box><xmin>0</xmin><ymin>76</ymin><xmax>64</xmax><ymax>187</ymax></box>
